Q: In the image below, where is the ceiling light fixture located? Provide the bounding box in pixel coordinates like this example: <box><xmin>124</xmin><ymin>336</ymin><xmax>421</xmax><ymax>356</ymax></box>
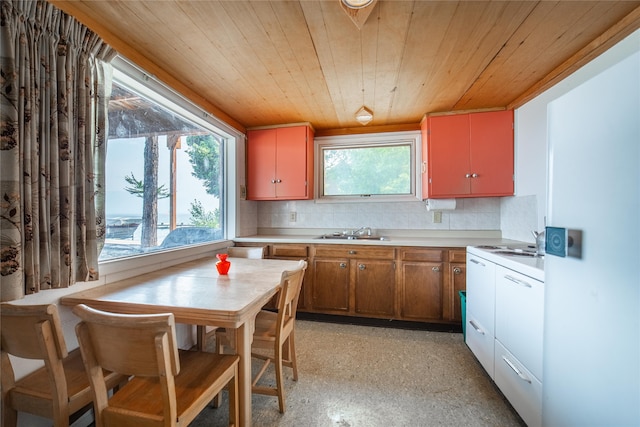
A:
<box><xmin>341</xmin><ymin>0</ymin><xmax>374</xmax><ymax>9</ymax></box>
<box><xmin>355</xmin><ymin>106</ymin><xmax>373</xmax><ymax>125</ymax></box>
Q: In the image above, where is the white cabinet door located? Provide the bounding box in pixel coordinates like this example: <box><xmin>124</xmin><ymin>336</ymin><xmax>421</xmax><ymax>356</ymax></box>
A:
<box><xmin>466</xmin><ymin>254</ymin><xmax>496</xmax><ymax>335</ymax></box>
<box><xmin>466</xmin><ymin>254</ymin><xmax>496</xmax><ymax>378</ymax></box>
<box><xmin>495</xmin><ymin>265</ymin><xmax>544</xmax><ymax>380</ymax></box>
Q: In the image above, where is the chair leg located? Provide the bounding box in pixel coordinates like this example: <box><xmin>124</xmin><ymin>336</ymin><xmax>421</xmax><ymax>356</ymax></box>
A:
<box><xmin>288</xmin><ymin>331</ymin><xmax>299</xmax><ymax>381</ymax></box>
<box><xmin>274</xmin><ymin>344</ymin><xmax>285</xmax><ymax>413</ymax></box>
<box><xmin>213</xmin><ymin>339</ymin><xmax>225</xmax><ymax>408</ymax></box>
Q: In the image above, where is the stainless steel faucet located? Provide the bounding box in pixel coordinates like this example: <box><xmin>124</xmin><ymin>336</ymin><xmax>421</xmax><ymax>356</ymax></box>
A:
<box><xmin>353</xmin><ymin>226</ymin><xmax>372</xmax><ymax>236</ymax></box>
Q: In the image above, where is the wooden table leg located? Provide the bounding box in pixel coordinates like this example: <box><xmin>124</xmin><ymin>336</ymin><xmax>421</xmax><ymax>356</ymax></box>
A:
<box><xmin>235</xmin><ymin>318</ymin><xmax>255</xmax><ymax>427</ymax></box>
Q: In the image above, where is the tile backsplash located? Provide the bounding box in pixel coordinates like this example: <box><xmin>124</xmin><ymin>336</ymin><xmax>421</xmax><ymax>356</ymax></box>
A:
<box><xmin>237</xmin><ymin>195</ymin><xmax>539</xmax><ymax>241</ymax></box>
<box><xmin>252</xmin><ymin>198</ymin><xmax>502</xmax><ymax>232</ymax></box>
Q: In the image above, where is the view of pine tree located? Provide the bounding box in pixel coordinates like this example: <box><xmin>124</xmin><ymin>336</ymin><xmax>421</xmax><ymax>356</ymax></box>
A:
<box><xmin>123</xmin><ymin>173</ymin><xmax>170</xmax><ymax>199</ymax></box>
<box><xmin>185</xmin><ymin>135</ymin><xmax>221</xmax><ymax>197</ymax></box>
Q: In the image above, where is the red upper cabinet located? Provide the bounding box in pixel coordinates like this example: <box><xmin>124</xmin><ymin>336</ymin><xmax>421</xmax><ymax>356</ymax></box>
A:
<box><xmin>422</xmin><ymin>110</ymin><xmax>514</xmax><ymax>199</ymax></box>
<box><xmin>247</xmin><ymin>124</ymin><xmax>314</xmax><ymax>200</ymax></box>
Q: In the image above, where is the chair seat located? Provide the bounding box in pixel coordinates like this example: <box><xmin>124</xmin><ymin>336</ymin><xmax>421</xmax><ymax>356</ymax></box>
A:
<box><xmin>105</xmin><ymin>350</ymin><xmax>238</xmax><ymax>424</ymax></box>
<box><xmin>9</xmin><ymin>348</ymin><xmax>126</xmax><ymax>417</ymax></box>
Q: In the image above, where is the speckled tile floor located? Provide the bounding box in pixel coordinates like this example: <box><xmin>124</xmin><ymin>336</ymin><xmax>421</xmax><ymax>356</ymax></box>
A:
<box><xmin>191</xmin><ymin>320</ymin><xmax>526</xmax><ymax>427</ymax></box>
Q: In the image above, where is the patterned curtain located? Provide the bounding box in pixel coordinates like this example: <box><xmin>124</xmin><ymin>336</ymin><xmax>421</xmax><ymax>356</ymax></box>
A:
<box><xmin>0</xmin><ymin>0</ymin><xmax>116</xmax><ymax>301</ymax></box>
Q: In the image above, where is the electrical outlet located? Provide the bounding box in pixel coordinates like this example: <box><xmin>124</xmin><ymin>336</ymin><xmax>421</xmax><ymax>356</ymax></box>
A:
<box><xmin>289</xmin><ymin>212</ymin><xmax>297</xmax><ymax>222</ymax></box>
<box><xmin>433</xmin><ymin>211</ymin><xmax>442</xmax><ymax>223</ymax></box>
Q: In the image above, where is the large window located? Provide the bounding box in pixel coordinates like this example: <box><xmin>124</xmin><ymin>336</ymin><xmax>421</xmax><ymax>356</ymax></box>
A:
<box><xmin>316</xmin><ymin>132</ymin><xmax>420</xmax><ymax>201</ymax></box>
<box><xmin>100</xmin><ymin>65</ymin><xmax>227</xmax><ymax>261</ymax></box>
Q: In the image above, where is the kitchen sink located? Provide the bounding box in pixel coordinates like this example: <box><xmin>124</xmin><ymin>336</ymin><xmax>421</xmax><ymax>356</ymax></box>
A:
<box><xmin>315</xmin><ymin>234</ymin><xmax>390</xmax><ymax>241</ymax></box>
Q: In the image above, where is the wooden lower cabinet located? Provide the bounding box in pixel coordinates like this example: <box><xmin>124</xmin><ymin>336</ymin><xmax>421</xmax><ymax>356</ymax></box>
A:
<box><xmin>446</xmin><ymin>249</ymin><xmax>467</xmax><ymax>322</ymax></box>
<box><xmin>311</xmin><ymin>245</ymin><xmax>395</xmax><ymax>318</ymax></box>
<box><xmin>236</xmin><ymin>242</ymin><xmax>466</xmax><ymax>324</ymax></box>
<box><xmin>311</xmin><ymin>258</ymin><xmax>350</xmax><ymax>313</ymax></box>
<box><xmin>354</xmin><ymin>259</ymin><xmax>395</xmax><ymax>317</ymax></box>
<box><xmin>398</xmin><ymin>248</ymin><xmax>445</xmax><ymax>321</ymax></box>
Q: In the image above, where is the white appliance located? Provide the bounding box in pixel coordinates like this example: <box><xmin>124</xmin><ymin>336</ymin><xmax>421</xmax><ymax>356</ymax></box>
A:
<box><xmin>543</xmin><ymin>31</ymin><xmax>639</xmax><ymax>426</ymax></box>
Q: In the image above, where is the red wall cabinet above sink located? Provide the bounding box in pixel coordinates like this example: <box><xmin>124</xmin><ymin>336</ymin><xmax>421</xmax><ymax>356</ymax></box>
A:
<box><xmin>247</xmin><ymin>124</ymin><xmax>314</xmax><ymax>200</ymax></box>
<box><xmin>422</xmin><ymin>110</ymin><xmax>514</xmax><ymax>199</ymax></box>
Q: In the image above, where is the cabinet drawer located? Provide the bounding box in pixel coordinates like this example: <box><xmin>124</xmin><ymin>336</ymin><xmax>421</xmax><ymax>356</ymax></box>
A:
<box><xmin>313</xmin><ymin>245</ymin><xmax>395</xmax><ymax>260</ymax></box>
<box><xmin>466</xmin><ymin>310</ymin><xmax>495</xmax><ymax>379</ymax></box>
<box><xmin>494</xmin><ymin>340</ymin><xmax>542</xmax><ymax>427</ymax></box>
<box><xmin>495</xmin><ymin>265</ymin><xmax>544</xmax><ymax>380</ymax></box>
<box><xmin>399</xmin><ymin>248</ymin><xmax>444</xmax><ymax>262</ymax></box>
<box><xmin>270</xmin><ymin>244</ymin><xmax>308</xmax><ymax>258</ymax></box>
<box><xmin>448</xmin><ymin>249</ymin><xmax>466</xmax><ymax>263</ymax></box>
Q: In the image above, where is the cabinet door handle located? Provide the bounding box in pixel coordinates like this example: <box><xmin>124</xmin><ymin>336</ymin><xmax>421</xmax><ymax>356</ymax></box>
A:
<box><xmin>471</xmin><ymin>173</ymin><xmax>478</xmax><ymax>178</ymax></box>
<box><xmin>339</xmin><ymin>263</ymin><xmax>347</xmax><ymax>268</ymax></box>
<box><xmin>432</xmin><ymin>266</ymin><xmax>440</xmax><ymax>272</ymax></box>
<box><xmin>469</xmin><ymin>320</ymin><xmax>484</xmax><ymax>335</ymax></box>
<box><xmin>502</xmin><ymin>355</ymin><xmax>532</xmax><ymax>384</ymax></box>
<box><xmin>465</xmin><ymin>173</ymin><xmax>472</xmax><ymax>178</ymax></box>
<box><xmin>470</xmin><ymin>258</ymin><xmax>485</xmax><ymax>267</ymax></box>
<box><xmin>504</xmin><ymin>275</ymin><xmax>532</xmax><ymax>288</ymax></box>
<box><xmin>348</xmin><ymin>250</ymin><xmax>357</xmax><ymax>255</ymax></box>
<box><xmin>358</xmin><ymin>264</ymin><xmax>366</xmax><ymax>270</ymax></box>
<box><xmin>271</xmin><ymin>179</ymin><xmax>276</xmax><ymax>183</ymax></box>
<box><xmin>453</xmin><ymin>267</ymin><xmax>462</xmax><ymax>274</ymax></box>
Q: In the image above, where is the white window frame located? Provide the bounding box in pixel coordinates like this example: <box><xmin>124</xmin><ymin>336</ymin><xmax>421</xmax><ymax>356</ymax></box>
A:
<box><xmin>315</xmin><ymin>131</ymin><xmax>422</xmax><ymax>203</ymax></box>
<box><xmin>98</xmin><ymin>56</ymin><xmax>243</xmax><ymax>269</ymax></box>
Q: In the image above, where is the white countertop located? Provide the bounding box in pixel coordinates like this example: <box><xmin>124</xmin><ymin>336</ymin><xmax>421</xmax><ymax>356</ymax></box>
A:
<box><xmin>234</xmin><ymin>233</ymin><xmax>525</xmax><ymax>249</ymax></box>
<box><xmin>467</xmin><ymin>245</ymin><xmax>544</xmax><ymax>281</ymax></box>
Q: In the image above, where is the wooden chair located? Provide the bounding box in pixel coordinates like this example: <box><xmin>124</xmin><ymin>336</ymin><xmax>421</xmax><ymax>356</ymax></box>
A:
<box><xmin>0</xmin><ymin>303</ymin><xmax>127</xmax><ymax>427</ymax></box>
<box><xmin>216</xmin><ymin>260</ymin><xmax>307</xmax><ymax>413</ymax></box>
<box><xmin>73</xmin><ymin>303</ymin><xmax>239</xmax><ymax>427</ymax></box>
<box><xmin>227</xmin><ymin>246</ymin><xmax>266</xmax><ymax>259</ymax></box>
<box><xmin>198</xmin><ymin>246</ymin><xmax>267</xmax><ymax>348</ymax></box>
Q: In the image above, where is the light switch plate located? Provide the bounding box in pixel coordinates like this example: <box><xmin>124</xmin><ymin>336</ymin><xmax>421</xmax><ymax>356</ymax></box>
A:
<box><xmin>567</xmin><ymin>229</ymin><xmax>583</xmax><ymax>259</ymax></box>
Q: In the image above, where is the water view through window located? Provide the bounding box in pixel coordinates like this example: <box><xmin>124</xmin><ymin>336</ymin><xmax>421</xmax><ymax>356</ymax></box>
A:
<box><xmin>100</xmin><ymin>76</ymin><xmax>225</xmax><ymax>261</ymax></box>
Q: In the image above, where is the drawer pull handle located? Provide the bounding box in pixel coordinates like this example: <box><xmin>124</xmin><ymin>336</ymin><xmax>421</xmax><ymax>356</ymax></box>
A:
<box><xmin>339</xmin><ymin>263</ymin><xmax>347</xmax><ymax>269</ymax></box>
<box><xmin>432</xmin><ymin>266</ymin><xmax>440</xmax><ymax>272</ymax></box>
<box><xmin>504</xmin><ymin>275</ymin><xmax>532</xmax><ymax>288</ymax></box>
<box><xmin>469</xmin><ymin>320</ymin><xmax>484</xmax><ymax>335</ymax></box>
<box><xmin>453</xmin><ymin>267</ymin><xmax>462</xmax><ymax>274</ymax></box>
<box><xmin>502</xmin><ymin>355</ymin><xmax>532</xmax><ymax>383</ymax></box>
<box><xmin>349</xmin><ymin>250</ymin><xmax>357</xmax><ymax>255</ymax></box>
<box><xmin>358</xmin><ymin>264</ymin><xmax>366</xmax><ymax>270</ymax></box>
<box><xmin>470</xmin><ymin>258</ymin><xmax>485</xmax><ymax>266</ymax></box>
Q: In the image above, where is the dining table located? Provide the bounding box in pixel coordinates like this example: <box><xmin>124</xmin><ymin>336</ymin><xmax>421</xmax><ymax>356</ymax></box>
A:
<box><xmin>60</xmin><ymin>255</ymin><xmax>302</xmax><ymax>427</ymax></box>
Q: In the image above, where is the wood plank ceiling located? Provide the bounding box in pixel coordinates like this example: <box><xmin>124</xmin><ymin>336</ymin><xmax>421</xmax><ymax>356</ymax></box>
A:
<box><xmin>50</xmin><ymin>1</ymin><xmax>640</xmax><ymax>135</ymax></box>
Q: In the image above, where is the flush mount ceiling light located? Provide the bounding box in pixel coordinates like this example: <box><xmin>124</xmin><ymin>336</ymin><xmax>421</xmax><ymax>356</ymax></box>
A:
<box><xmin>355</xmin><ymin>106</ymin><xmax>373</xmax><ymax>125</ymax></box>
<box><xmin>341</xmin><ymin>0</ymin><xmax>374</xmax><ymax>9</ymax></box>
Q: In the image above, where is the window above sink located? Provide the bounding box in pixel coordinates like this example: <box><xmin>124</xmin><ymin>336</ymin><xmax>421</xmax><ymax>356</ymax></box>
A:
<box><xmin>315</xmin><ymin>131</ymin><xmax>422</xmax><ymax>203</ymax></box>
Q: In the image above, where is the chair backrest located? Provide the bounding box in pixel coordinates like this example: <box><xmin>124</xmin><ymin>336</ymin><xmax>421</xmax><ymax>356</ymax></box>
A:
<box><xmin>275</xmin><ymin>260</ymin><xmax>307</xmax><ymax>340</ymax></box>
<box><xmin>0</xmin><ymin>303</ymin><xmax>68</xmax><ymax>361</ymax></box>
<box><xmin>73</xmin><ymin>304</ymin><xmax>180</xmax><ymax>424</ymax></box>
<box><xmin>1</xmin><ymin>303</ymin><xmax>71</xmax><ymax>424</ymax></box>
<box><xmin>227</xmin><ymin>246</ymin><xmax>265</xmax><ymax>259</ymax></box>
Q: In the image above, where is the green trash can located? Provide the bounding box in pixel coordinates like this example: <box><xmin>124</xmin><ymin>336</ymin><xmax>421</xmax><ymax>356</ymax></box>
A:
<box><xmin>459</xmin><ymin>291</ymin><xmax>467</xmax><ymax>340</ymax></box>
